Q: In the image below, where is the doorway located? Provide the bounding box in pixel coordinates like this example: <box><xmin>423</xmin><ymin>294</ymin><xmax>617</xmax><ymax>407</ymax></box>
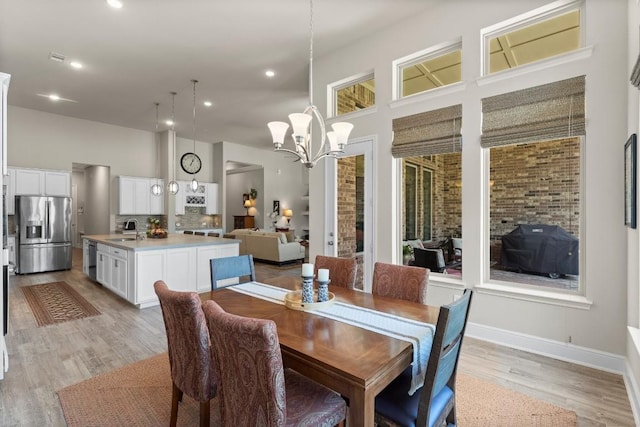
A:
<box><xmin>325</xmin><ymin>138</ymin><xmax>374</xmax><ymax>291</ymax></box>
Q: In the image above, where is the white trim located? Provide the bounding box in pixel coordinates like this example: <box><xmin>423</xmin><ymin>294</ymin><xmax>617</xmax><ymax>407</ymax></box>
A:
<box><xmin>391</xmin><ymin>38</ymin><xmax>462</xmax><ymax>101</ymax></box>
<box><xmin>389</xmin><ymin>82</ymin><xmax>466</xmax><ymax>110</ymax></box>
<box><xmin>326</xmin><ymin>106</ymin><xmax>377</xmax><ymax>123</ymax></box>
<box><xmin>477</xmin><ymin>46</ymin><xmax>594</xmax><ymax>87</ymax></box>
<box><xmin>327</xmin><ymin>71</ymin><xmax>375</xmax><ymax>118</ymax></box>
<box><xmin>480</xmin><ymin>0</ymin><xmax>586</xmax><ymax>76</ymax></box>
<box><xmin>475</xmin><ymin>282</ymin><xmax>592</xmax><ymax>309</ymax></box>
<box><xmin>625</xmin><ymin>327</ymin><xmax>640</xmax><ymax>426</ymax></box>
<box><xmin>467</xmin><ymin>322</ymin><xmax>625</xmax><ymax>374</ymax></box>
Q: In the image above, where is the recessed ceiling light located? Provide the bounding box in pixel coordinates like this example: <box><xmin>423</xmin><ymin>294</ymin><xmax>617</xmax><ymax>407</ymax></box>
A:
<box><xmin>203</xmin><ymin>101</ymin><xmax>212</xmax><ymax>107</ymax></box>
<box><xmin>265</xmin><ymin>70</ymin><xmax>275</xmax><ymax>78</ymax></box>
<box><xmin>37</xmin><ymin>93</ymin><xmax>77</xmax><ymax>103</ymax></box>
<box><xmin>106</xmin><ymin>0</ymin><xmax>123</xmax><ymax>9</ymax></box>
<box><xmin>69</xmin><ymin>61</ymin><xmax>83</xmax><ymax>69</ymax></box>
<box><xmin>165</xmin><ymin>120</ymin><xmax>174</xmax><ymax>126</ymax></box>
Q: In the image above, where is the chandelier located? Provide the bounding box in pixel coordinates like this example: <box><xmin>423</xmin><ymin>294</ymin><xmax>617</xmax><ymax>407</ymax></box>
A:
<box><xmin>267</xmin><ymin>0</ymin><xmax>353</xmax><ymax>168</ymax></box>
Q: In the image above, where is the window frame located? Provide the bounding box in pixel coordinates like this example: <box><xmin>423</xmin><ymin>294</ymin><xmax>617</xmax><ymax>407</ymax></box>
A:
<box><xmin>327</xmin><ymin>71</ymin><xmax>375</xmax><ymax>119</ymax></box>
<box><xmin>403</xmin><ymin>162</ymin><xmax>419</xmax><ymax>240</ymax></box>
<box><xmin>480</xmin><ymin>0</ymin><xmax>585</xmax><ymax>76</ymax></box>
<box><xmin>392</xmin><ymin>39</ymin><xmax>462</xmax><ymax>101</ymax></box>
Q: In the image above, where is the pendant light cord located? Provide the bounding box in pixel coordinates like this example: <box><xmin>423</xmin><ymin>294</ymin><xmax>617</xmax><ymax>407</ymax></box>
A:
<box><xmin>308</xmin><ymin>0</ymin><xmax>314</xmax><ymax>106</ymax></box>
<box><xmin>192</xmin><ymin>79</ymin><xmax>198</xmax><ymax>176</ymax></box>
<box><xmin>154</xmin><ymin>102</ymin><xmax>160</xmax><ymax>186</ymax></box>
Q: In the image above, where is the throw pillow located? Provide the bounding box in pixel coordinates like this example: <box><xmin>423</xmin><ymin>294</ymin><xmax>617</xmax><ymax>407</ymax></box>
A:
<box><xmin>286</xmin><ymin>230</ymin><xmax>295</xmax><ymax>242</ymax></box>
<box><xmin>279</xmin><ymin>233</ymin><xmax>287</xmax><ymax>244</ymax></box>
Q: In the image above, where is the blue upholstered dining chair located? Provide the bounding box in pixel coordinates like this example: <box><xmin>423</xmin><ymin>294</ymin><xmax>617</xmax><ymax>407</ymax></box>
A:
<box><xmin>209</xmin><ymin>254</ymin><xmax>256</xmax><ymax>290</ymax></box>
<box><xmin>375</xmin><ymin>289</ymin><xmax>473</xmax><ymax>427</ymax></box>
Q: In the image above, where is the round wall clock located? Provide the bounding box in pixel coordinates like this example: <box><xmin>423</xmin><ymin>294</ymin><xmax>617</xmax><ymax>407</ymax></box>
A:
<box><xmin>180</xmin><ymin>152</ymin><xmax>202</xmax><ymax>174</ymax></box>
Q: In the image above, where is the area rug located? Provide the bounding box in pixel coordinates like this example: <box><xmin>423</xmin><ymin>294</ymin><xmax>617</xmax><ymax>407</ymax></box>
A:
<box><xmin>58</xmin><ymin>353</ymin><xmax>577</xmax><ymax>427</ymax></box>
<box><xmin>21</xmin><ymin>281</ymin><xmax>101</xmax><ymax>327</ymax></box>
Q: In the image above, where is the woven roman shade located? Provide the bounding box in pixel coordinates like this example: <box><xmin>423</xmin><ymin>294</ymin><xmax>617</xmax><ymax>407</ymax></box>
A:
<box><xmin>480</xmin><ymin>76</ymin><xmax>585</xmax><ymax>148</ymax></box>
<box><xmin>391</xmin><ymin>104</ymin><xmax>462</xmax><ymax>158</ymax></box>
<box><xmin>631</xmin><ymin>55</ymin><xmax>640</xmax><ymax>88</ymax></box>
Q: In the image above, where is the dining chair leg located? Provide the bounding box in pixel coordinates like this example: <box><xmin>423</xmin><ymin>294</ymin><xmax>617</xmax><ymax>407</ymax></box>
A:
<box><xmin>170</xmin><ymin>382</ymin><xmax>182</xmax><ymax>427</ymax></box>
<box><xmin>199</xmin><ymin>400</ymin><xmax>210</xmax><ymax>427</ymax></box>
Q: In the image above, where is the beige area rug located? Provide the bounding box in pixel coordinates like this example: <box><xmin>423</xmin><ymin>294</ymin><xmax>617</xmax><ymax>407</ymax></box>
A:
<box><xmin>58</xmin><ymin>353</ymin><xmax>576</xmax><ymax>427</ymax></box>
<box><xmin>21</xmin><ymin>281</ymin><xmax>101</xmax><ymax>327</ymax></box>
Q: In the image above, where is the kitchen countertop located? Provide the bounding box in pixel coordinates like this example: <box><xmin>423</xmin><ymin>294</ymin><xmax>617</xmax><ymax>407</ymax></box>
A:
<box><xmin>83</xmin><ymin>233</ymin><xmax>239</xmax><ymax>252</ymax></box>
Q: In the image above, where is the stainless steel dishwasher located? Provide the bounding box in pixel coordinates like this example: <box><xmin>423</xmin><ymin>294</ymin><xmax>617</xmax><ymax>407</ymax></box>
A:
<box><xmin>87</xmin><ymin>241</ymin><xmax>97</xmax><ymax>281</ymax></box>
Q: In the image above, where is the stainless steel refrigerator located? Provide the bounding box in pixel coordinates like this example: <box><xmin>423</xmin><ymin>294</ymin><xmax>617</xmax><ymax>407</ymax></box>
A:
<box><xmin>15</xmin><ymin>196</ymin><xmax>72</xmax><ymax>274</ymax></box>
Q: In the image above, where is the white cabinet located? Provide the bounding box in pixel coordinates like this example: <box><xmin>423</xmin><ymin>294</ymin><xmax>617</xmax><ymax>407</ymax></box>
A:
<box><xmin>96</xmin><ymin>243</ymin><xmax>128</xmax><ymax>299</ymax></box>
<box><xmin>118</xmin><ymin>176</ymin><xmax>164</xmax><ymax>215</ymax></box>
<box><xmin>205</xmin><ymin>183</ymin><xmax>219</xmax><ymax>214</ymax></box>
<box><xmin>9</xmin><ymin>167</ymin><xmax>71</xmax><ymax>197</ymax></box>
<box><xmin>6</xmin><ymin>168</ymin><xmax>15</xmax><ymax>215</ymax></box>
<box><xmin>174</xmin><ymin>180</ymin><xmax>186</xmax><ymax>215</ymax></box>
<box><xmin>7</xmin><ymin>236</ymin><xmax>15</xmax><ymax>273</ymax></box>
<box><xmin>166</xmin><ymin>247</ymin><xmax>196</xmax><ymax>292</ymax></box>
<box><xmin>133</xmin><ymin>250</ymin><xmax>166</xmax><ymax>306</ymax></box>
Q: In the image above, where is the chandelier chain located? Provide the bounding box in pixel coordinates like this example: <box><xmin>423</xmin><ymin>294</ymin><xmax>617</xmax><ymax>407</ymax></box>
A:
<box><xmin>308</xmin><ymin>0</ymin><xmax>314</xmax><ymax>106</ymax></box>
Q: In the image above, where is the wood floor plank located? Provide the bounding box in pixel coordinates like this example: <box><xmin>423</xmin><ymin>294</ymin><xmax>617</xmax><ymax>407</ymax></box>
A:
<box><xmin>0</xmin><ymin>250</ymin><xmax>634</xmax><ymax>426</ymax></box>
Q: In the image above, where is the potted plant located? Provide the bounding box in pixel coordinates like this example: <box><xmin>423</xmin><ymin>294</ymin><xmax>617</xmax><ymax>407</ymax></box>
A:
<box><xmin>249</xmin><ymin>188</ymin><xmax>258</xmax><ymax>200</ymax></box>
<box><xmin>403</xmin><ymin>244</ymin><xmax>413</xmax><ymax>265</ymax></box>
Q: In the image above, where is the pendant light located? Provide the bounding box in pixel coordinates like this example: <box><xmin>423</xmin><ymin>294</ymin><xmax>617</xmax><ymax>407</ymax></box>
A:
<box><xmin>167</xmin><ymin>91</ymin><xmax>179</xmax><ymax>195</ymax></box>
<box><xmin>190</xmin><ymin>79</ymin><xmax>199</xmax><ymax>192</ymax></box>
<box><xmin>150</xmin><ymin>102</ymin><xmax>164</xmax><ymax>196</ymax></box>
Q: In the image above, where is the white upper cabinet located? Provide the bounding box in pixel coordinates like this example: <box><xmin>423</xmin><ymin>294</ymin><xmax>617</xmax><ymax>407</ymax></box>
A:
<box><xmin>10</xmin><ymin>167</ymin><xmax>71</xmax><ymax>197</ymax></box>
<box><xmin>118</xmin><ymin>176</ymin><xmax>164</xmax><ymax>215</ymax></box>
<box><xmin>205</xmin><ymin>183</ymin><xmax>218</xmax><ymax>214</ymax></box>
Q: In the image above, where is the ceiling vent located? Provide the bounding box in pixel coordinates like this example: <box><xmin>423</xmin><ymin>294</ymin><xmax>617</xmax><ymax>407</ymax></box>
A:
<box><xmin>49</xmin><ymin>52</ymin><xmax>66</xmax><ymax>63</ymax></box>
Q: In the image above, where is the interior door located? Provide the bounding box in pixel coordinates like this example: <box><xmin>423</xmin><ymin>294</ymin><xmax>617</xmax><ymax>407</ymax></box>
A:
<box><xmin>325</xmin><ymin>138</ymin><xmax>374</xmax><ymax>291</ymax></box>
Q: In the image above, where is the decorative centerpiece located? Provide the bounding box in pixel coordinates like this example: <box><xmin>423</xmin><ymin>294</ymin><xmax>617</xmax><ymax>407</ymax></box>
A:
<box><xmin>284</xmin><ymin>263</ymin><xmax>335</xmax><ymax>311</ymax></box>
<box><xmin>147</xmin><ymin>217</ymin><xmax>168</xmax><ymax>239</ymax></box>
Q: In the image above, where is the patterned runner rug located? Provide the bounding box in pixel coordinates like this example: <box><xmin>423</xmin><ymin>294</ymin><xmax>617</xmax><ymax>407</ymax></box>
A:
<box><xmin>57</xmin><ymin>353</ymin><xmax>577</xmax><ymax>426</ymax></box>
<box><xmin>22</xmin><ymin>281</ymin><xmax>101</xmax><ymax>327</ymax></box>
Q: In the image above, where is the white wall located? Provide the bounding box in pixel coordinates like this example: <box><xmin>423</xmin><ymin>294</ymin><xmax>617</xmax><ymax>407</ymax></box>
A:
<box><xmin>312</xmin><ymin>0</ymin><xmax>629</xmax><ymax>357</ymax></box>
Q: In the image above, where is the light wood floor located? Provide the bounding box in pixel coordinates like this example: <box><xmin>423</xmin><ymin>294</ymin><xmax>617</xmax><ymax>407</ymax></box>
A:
<box><xmin>0</xmin><ymin>249</ymin><xmax>634</xmax><ymax>426</ymax></box>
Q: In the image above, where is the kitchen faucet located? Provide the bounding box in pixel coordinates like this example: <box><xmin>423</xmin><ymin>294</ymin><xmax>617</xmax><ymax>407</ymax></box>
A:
<box><xmin>124</xmin><ymin>219</ymin><xmax>138</xmax><ymax>233</ymax></box>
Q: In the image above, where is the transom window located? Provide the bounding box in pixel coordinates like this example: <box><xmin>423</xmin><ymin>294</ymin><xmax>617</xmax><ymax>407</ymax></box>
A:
<box><xmin>394</xmin><ymin>41</ymin><xmax>462</xmax><ymax>98</ymax></box>
<box><xmin>483</xmin><ymin>1</ymin><xmax>582</xmax><ymax>75</ymax></box>
<box><xmin>333</xmin><ymin>73</ymin><xmax>375</xmax><ymax>117</ymax></box>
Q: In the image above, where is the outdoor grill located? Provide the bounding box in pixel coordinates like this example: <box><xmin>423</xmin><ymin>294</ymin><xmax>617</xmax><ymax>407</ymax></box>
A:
<box><xmin>500</xmin><ymin>224</ymin><xmax>578</xmax><ymax>278</ymax></box>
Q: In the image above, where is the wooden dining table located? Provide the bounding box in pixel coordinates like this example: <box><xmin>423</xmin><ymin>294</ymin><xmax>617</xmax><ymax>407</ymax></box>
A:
<box><xmin>201</xmin><ymin>275</ymin><xmax>439</xmax><ymax>427</ymax></box>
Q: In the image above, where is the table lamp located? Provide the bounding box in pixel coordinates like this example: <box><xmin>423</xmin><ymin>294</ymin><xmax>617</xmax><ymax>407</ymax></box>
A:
<box><xmin>243</xmin><ymin>199</ymin><xmax>251</xmax><ymax>215</ymax></box>
<box><xmin>283</xmin><ymin>208</ymin><xmax>293</xmax><ymax>225</ymax></box>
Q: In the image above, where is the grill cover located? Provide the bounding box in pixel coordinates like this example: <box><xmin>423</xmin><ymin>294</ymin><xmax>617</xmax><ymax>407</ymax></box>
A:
<box><xmin>500</xmin><ymin>224</ymin><xmax>578</xmax><ymax>276</ymax></box>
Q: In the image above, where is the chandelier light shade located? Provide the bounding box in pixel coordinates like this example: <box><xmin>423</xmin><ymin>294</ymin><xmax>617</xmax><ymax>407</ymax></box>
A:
<box><xmin>151</xmin><ymin>102</ymin><xmax>164</xmax><ymax>196</ymax></box>
<box><xmin>190</xmin><ymin>79</ymin><xmax>199</xmax><ymax>190</ymax></box>
<box><xmin>267</xmin><ymin>0</ymin><xmax>353</xmax><ymax>168</ymax></box>
<box><xmin>167</xmin><ymin>91</ymin><xmax>179</xmax><ymax>195</ymax></box>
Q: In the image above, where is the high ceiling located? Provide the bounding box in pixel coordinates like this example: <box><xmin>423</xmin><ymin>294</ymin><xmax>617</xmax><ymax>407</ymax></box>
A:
<box><xmin>0</xmin><ymin>0</ymin><xmax>432</xmax><ymax>149</ymax></box>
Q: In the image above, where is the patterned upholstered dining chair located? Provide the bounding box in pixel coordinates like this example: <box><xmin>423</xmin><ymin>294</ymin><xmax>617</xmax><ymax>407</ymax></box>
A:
<box><xmin>375</xmin><ymin>289</ymin><xmax>473</xmax><ymax>427</ymax></box>
<box><xmin>314</xmin><ymin>255</ymin><xmax>358</xmax><ymax>290</ymax></box>
<box><xmin>202</xmin><ymin>300</ymin><xmax>347</xmax><ymax>427</ymax></box>
<box><xmin>372</xmin><ymin>262</ymin><xmax>429</xmax><ymax>304</ymax></box>
<box><xmin>209</xmin><ymin>254</ymin><xmax>256</xmax><ymax>290</ymax></box>
<box><xmin>153</xmin><ymin>281</ymin><xmax>217</xmax><ymax>427</ymax></box>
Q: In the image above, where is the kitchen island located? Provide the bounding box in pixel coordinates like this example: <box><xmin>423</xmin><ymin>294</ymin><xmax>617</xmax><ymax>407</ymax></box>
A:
<box><xmin>82</xmin><ymin>234</ymin><xmax>240</xmax><ymax>308</ymax></box>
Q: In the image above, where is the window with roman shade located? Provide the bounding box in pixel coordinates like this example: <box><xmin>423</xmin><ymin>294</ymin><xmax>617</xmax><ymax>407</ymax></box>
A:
<box><xmin>394</xmin><ymin>104</ymin><xmax>462</xmax><ymax>272</ymax></box>
<box><xmin>392</xmin><ymin>104</ymin><xmax>462</xmax><ymax>158</ymax></box>
<box><xmin>480</xmin><ymin>75</ymin><xmax>585</xmax><ymax>148</ymax></box>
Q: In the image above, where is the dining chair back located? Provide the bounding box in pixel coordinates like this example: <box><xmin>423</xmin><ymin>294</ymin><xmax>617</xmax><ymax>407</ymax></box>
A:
<box><xmin>153</xmin><ymin>281</ymin><xmax>217</xmax><ymax>427</ymax></box>
<box><xmin>413</xmin><ymin>247</ymin><xmax>446</xmax><ymax>273</ymax></box>
<box><xmin>209</xmin><ymin>254</ymin><xmax>256</xmax><ymax>290</ymax></box>
<box><xmin>194</xmin><ymin>231</ymin><xmax>206</xmax><ymax>236</ymax></box>
<box><xmin>375</xmin><ymin>289</ymin><xmax>473</xmax><ymax>427</ymax></box>
<box><xmin>202</xmin><ymin>300</ymin><xmax>347</xmax><ymax>427</ymax></box>
<box><xmin>314</xmin><ymin>255</ymin><xmax>358</xmax><ymax>290</ymax></box>
<box><xmin>207</xmin><ymin>232</ymin><xmax>221</xmax><ymax>237</ymax></box>
<box><xmin>372</xmin><ymin>262</ymin><xmax>429</xmax><ymax>304</ymax></box>
<box><xmin>183</xmin><ymin>230</ymin><xmax>194</xmax><ymax>234</ymax></box>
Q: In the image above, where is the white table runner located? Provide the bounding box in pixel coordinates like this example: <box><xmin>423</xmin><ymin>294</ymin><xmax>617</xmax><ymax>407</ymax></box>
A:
<box><xmin>229</xmin><ymin>281</ymin><xmax>435</xmax><ymax>395</ymax></box>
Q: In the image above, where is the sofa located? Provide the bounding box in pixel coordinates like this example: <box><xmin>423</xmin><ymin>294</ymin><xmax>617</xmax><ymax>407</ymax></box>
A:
<box><xmin>227</xmin><ymin>229</ymin><xmax>305</xmax><ymax>264</ymax></box>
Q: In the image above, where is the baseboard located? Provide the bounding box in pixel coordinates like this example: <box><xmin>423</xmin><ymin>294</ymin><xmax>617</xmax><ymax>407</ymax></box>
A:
<box><xmin>465</xmin><ymin>322</ymin><xmax>627</xmax><ymax>374</ymax></box>
<box><xmin>625</xmin><ymin>327</ymin><xmax>640</xmax><ymax>426</ymax></box>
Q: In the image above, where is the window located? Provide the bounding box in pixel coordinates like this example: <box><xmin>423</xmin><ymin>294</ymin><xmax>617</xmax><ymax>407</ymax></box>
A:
<box><xmin>333</xmin><ymin>73</ymin><xmax>375</xmax><ymax>116</ymax></box>
<box><xmin>394</xmin><ymin>41</ymin><xmax>462</xmax><ymax>99</ymax></box>
<box><xmin>482</xmin><ymin>76</ymin><xmax>585</xmax><ymax>291</ymax></box>
<box><xmin>483</xmin><ymin>2</ymin><xmax>582</xmax><ymax>75</ymax></box>
<box><xmin>394</xmin><ymin>105</ymin><xmax>462</xmax><ymax>275</ymax></box>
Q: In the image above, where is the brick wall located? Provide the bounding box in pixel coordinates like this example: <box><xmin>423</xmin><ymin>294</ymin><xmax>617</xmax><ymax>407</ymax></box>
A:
<box><xmin>337</xmin><ymin>81</ymin><xmax>375</xmax><ymax>115</ymax></box>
